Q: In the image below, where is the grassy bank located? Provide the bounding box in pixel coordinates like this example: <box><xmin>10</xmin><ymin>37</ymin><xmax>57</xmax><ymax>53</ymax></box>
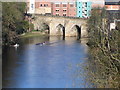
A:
<box><xmin>19</xmin><ymin>32</ymin><xmax>49</xmax><ymax>38</ymax></box>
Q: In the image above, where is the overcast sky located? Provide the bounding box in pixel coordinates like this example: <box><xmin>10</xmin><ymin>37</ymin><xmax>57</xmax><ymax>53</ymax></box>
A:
<box><xmin>105</xmin><ymin>0</ymin><xmax>120</xmax><ymax>2</ymax></box>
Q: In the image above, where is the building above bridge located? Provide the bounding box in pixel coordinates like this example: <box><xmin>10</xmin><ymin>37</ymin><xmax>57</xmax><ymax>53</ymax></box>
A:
<box><xmin>27</xmin><ymin>0</ymin><xmax>106</xmax><ymax>18</ymax></box>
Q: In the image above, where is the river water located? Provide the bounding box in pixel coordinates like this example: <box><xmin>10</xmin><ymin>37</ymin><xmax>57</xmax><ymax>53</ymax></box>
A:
<box><xmin>3</xmin><ymin>36</ymin><xmax>92</xmax><ymax>88</ymax></box>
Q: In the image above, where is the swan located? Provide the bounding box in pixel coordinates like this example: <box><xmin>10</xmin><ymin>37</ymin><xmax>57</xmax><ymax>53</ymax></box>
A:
<box><xmin>13</xmin><ymin>44</ymin><xmax>19</xmax><ymax>47</ymax></box>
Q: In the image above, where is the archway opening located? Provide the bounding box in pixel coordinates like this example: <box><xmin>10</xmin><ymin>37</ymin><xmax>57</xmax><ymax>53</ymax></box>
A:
<box><xmin>56</xmin><ymin>24</ymin><xmax>65</xmax><ymax>40</ymax></box>
<box><xmin>37</xmin><ymin>23</ymin><xmax>50</xmax><ymax>34</ymax></box>
<box><xmin>71</xmin><ymin>25</ymin><xmax>81</xmax><ymax>40</ymax></box>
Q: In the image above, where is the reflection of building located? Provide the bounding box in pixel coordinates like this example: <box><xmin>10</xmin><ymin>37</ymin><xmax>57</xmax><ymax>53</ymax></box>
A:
<box><xmin>52</xmin><ymin>2</ymin><xmax>76</xmax><ymax>17</ymax></box>
<box><xmin>76</xmin><ymin>0</ymin><xmax>92</xmax><ymax>18</ymax></box>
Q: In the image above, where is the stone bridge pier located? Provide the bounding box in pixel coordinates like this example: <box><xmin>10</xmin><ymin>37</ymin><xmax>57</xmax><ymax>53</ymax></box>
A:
<box><xmin>32</xmin><ymin>15</ymin><xmax>88</xmax><ymax>38</ymax></box>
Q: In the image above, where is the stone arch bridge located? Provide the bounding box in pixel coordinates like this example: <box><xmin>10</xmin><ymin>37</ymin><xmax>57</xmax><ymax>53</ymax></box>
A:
<box><xmin>32</xmin><ymin>15</ymin><xmax>88</xmax><ymax>38</ymax></box>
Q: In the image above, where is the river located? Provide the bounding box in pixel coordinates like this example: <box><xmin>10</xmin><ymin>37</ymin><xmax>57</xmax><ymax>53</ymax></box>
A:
<box><xmin>3</xmin><ymin>36</ymin><xmax>92</xmax><ymax>88</ymax></box>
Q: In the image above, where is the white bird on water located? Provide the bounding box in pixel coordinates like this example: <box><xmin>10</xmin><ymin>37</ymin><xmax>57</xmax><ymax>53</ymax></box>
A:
<box><xmin>13</xmin><ymin>43</ymin><xmax>19</xmax><ymax>47</ymax></box>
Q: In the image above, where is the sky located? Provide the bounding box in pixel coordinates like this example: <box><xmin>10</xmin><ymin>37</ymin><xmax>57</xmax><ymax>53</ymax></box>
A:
<box><xmin>105</xmin><ymin>0</ymin><xmax>120</xmax><ymax>2</ymax></box>
<box><xmin>28</xmin><ymin>0</ymin><xmax>120</xmax><ymax>3</ymax></box>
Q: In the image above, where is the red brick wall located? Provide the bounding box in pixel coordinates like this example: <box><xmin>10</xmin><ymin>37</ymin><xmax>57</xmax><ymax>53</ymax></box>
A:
<box><xmin>35</xmin><ymin>2</ymin><xmax>52</xmax><ymax>8</ymax></box>
<box><xmin>27</xmin><ymin>0</ymin><xmax>76</xmax><ymax>17</ymax></box>
<box><xmin>68</xmin><ymin>3</ymin><xmax>76</xmax><ymax>17</ymax></box>
<box><xmin>52</xmin><ymin>3</ymin><xmax>76</xmax><ymax>17</ymax></box>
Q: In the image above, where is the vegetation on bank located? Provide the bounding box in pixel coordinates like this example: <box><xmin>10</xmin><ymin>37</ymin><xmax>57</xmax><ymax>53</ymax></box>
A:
<box><xmin>20</xmin><ymin>32</ymin><xmax>49</xmax><ymax>38</ymax></box>
<box><xmin>2</xmin><ymin>2</ymin><xmax>50</xmax><ymax>45</ymax></box>
<box><xmin>87</xmin><ymin>8</ymin><xmax>120</xmax><ymax>88</ymax></box>
<box><xmin>2</xmin><ymin>2</ymin><xmax>31</xmax><ymax>45</ymax></box>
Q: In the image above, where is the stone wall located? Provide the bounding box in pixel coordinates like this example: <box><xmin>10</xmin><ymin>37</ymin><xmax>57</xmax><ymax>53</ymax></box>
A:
<box><xmin>32</xmin><ymin>15</ymin><xmax>88</xmax><ymax>38</ymax></box>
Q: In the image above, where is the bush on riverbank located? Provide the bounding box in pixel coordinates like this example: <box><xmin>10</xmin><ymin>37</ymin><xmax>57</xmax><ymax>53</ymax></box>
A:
<box><xmin>2</xmin><ymin>2</ymin><xmax>29</xmax><ymax>45</ymax></box>
<box><xmin>87</xmin><ymin>8</ymin><xmax>120</xmax><ymax>88</ymax></box>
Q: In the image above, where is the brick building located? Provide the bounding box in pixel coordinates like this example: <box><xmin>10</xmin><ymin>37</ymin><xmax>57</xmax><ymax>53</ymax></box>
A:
<box><xmin>52</xmin><ymin>2</ymin><xmax>76</xmax><ymax>17</ymax></box>
<box><xmin>27</xmin><ymin>0</ymin><xmax>76</xmax><ymax>17</ymax></box>
<box><xmin>35</xmin><ymin>2</ymin><xmax>52</xmax><ymax>15</ymax></box>
<box><xmin>105</xmin><ymin>0</ymin><xmax>120</xmax><ymax>22</ymax></box>
<box><xmin>27</xmin><ymin>0</ymin><xmax>35</xmax><ymax>14</ymax></box>
<box><xmin>27</xmin><ymin>0</ymin><xmax>107</xmax><ymax>18</ymax></box>
<box><xmin>105</xmin><ymin>0</ymin><xmax>120</xmax><ymax>10</ymax></box>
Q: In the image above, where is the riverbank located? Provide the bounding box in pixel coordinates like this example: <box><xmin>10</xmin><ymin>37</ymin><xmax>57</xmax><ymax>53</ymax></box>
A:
<box><xmin>19</xmin><ymin>32</ymin><xmax>49</xmax><ymax>38</ymax></box>
<box><xmin>87</xmin><ymin>8</ymin><xmax>120</xmax><ymax>88</ymax></box>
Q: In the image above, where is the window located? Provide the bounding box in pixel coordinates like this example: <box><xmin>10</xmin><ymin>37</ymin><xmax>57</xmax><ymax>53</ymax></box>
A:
<box><xmin>56</xmin><ymin>14</ymin><xmax>59</xmax><ymax>16</ymax></box>
<box><xmin>40</xmin><ymin>4</ymin><xmax>42</xmax><ymax>7</ymax></box>
<box><xmin>70</xmin><ymin>4</ymin><xmax>74</xmax><ymax>7</ymax></box>
<box><xmin>63</xmin><ymin>10</ymin><xmax>67</xmax><ymax>12</ymax></box>
<box><xmin>85</xmin><ymin>2</ymin><xmax>87</xmax><ymax>7</ymax></box>
<box><xmin>44</xmin><ymin>4</ymin><xmax>46</xmax><ymax>7</ymax></box>
<box><xmin>56</xmin><ymin>9</ymin><xmax>59</xmax><ymax>12</ymax></box>
<box><xmin>56</xmin><ymin>4</ymin><xmax>59</xmax><ymax>7</ymax></box>
<box><xmin>63</xmin><ymin>4</ymin><xmax>66</xmax><ymax>7</ymax></box>
<box><xmin>63</xmin><ymin>14</ymin><xmax>66</xmax><ymax>16</ymax></box>
<box><xmin>43</xmin><ymin>4</ymin><xmax>48</xmax><ymax>7</ymax></box>
<box><xmin>31</xmin><ymin>4</ymin><xmax>33</xmax><ymax>8</ymax></box>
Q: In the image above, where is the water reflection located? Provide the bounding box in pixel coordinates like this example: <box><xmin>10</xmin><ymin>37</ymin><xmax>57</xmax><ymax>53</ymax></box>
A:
<box><xmin>3</xmin><ymin>36</ymin><xmax>89</xmax><ymax>88</ymax></box>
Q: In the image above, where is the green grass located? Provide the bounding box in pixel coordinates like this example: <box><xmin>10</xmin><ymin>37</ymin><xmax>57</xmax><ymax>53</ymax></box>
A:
<box><xmin>19</xmin><ymin>32</ymin><xmax>49</xmax><ymax>38</ymax></box>
<box><xmin>32</xmin><ymin>30</ymin><xmax>38</xmax><ymax>32</ymax></box>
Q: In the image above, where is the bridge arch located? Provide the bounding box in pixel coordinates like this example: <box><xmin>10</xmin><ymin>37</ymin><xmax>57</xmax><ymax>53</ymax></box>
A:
<box><xmin>70</xmin><ymin>25</ymin><xmax>81</xmax><ymax>40</ymax></box>
<box><xmin>35</xmin><ymin>21</ymin><xmax>50</xmax><ymax>34</ymax></box>
<box><xmin>55</xmin><ymin>24</ymin><xmax>65</xmax><ymax>39</ymax></box>
<box><xmin>33</xmin><ymin>15</ymin><xmax>87</xmax><ymax>38</ymax></box>
<box><xmin>42</xmin><ymin>23</ymin><xmax>50</xmax><ymax>34</ymax></box>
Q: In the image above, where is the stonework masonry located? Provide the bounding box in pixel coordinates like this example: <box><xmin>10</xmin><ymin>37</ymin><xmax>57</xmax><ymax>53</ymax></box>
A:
<box><xmin>33</xmin><ymin>15</ymin><xmax>88</xmax><ymax>37</ymax></box>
